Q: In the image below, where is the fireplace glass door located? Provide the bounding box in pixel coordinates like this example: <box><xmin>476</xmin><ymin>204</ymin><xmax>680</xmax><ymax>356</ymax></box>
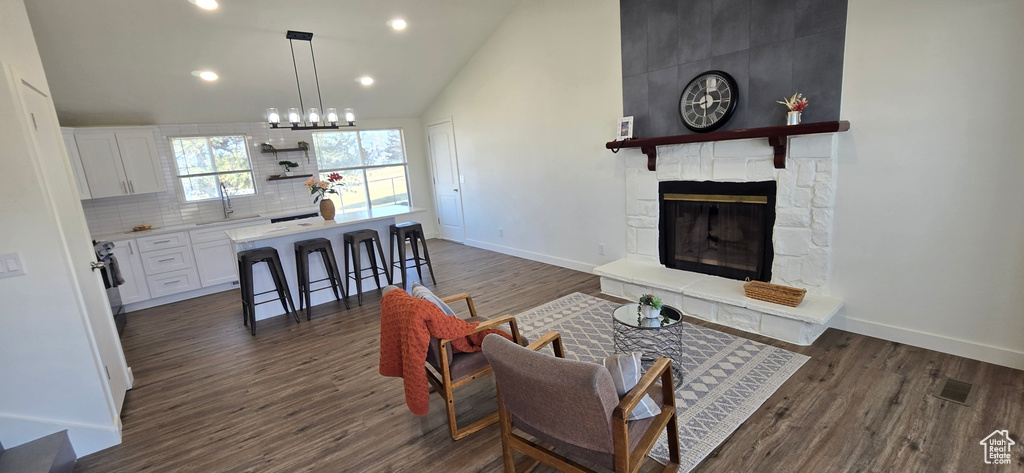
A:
<box><xmin>659</xmin><ymin>181</ymin><xmax>775</xmax><ymax>281</ymax></box>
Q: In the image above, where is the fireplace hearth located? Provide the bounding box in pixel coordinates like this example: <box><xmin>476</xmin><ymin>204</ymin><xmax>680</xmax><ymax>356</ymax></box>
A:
<box><xmin>660</xmin><ymin>181</ymin><xmax>776</xmax><ymax>282</ymax></box>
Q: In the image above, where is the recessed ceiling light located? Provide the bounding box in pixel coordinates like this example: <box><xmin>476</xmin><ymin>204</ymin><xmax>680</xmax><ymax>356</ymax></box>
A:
<box><xmin>189</xmin><ymin>0</ymin><xmax>219</xmax><ymax>10</ymax></box>
<box><xmin>358</xmin><ymin>76</ymin><xmax>374</xmax><ymax>86</ymax></box>
<box><xmin>388</xmin><ymin>18</ymin><xmax>407</xmax><ymax>31</ymax></box>
<box><xmin>192</xmin><ymin>70</ymin><xmax>219</xmax><ymax>81</ymax></box>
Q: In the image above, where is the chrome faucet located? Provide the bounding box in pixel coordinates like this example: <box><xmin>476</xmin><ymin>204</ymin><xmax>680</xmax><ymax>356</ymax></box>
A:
<box><xmin>220</xmin><ymin>182</ymin><xmax>234</xmax><ymax>219</ymax></box>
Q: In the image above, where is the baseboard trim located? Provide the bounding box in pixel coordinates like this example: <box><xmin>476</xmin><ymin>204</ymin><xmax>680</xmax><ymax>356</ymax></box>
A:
<box><xmin>124</xmin><ymin>281</ymin><xmax>236</xmax><ymax>312</ymax></box>
<box><xmin>463</xmin><ymin>239</ymin><xmax>595</xmax><ymax>274</ymax></box>
<box><xmin>833</xmin><ymin>316</ymin><xmax>1024</xmax><ymax>371</ymax></box>
<box><xmin>0</xmin><ymin>413</ymin><xmax>120</xmax><ymax>457</ymax></box>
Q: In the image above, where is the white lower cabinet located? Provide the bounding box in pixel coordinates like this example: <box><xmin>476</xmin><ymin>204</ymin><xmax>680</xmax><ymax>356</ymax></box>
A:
<box><xmin>140</xmin><ymin>246</ymin><xmax>194</xmax><ymax>275</ymax></box>
<box><xmin>193</xmin><ymin>240</ymin><xmax>238</xmax><ymax>287</ymax></box>
<box><xmin>137</xmin><ymin>231</ymin><xmax>201</xmax><ymax>298</ymax></box>
<box><xmin>110</xmin><ymin>239</ymin><xmax>150</xmax><ymax>304</ymax></box>
<box><xmin>146</xmin><ymin>268</ymin><xmax>202</xmax><ymax>299</ymax></box>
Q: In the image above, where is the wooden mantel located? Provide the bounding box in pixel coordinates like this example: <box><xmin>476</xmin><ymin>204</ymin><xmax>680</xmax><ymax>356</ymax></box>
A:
<box><xmin>606</xmin><ymin>120</ymin><xmax>850</xmax><ymax>171</ymax></box>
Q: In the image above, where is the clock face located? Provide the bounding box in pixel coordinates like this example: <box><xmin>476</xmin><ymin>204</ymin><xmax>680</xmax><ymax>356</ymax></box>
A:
<box><xmin>679</xmin><ymin>71</ymin><xmax>738</xmax><ymax>132</ymax></box>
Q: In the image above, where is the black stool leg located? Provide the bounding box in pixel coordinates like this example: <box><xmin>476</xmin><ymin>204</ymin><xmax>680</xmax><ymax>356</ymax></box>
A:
<box><xmin>373</xmin><ymin>234</ymin><xmax>393</xmax><ymax>286</ymax></box>
<box><xmin>389</xmin><ymin>228</ymin><xmax>398</xmax><ymax>288</ymax></box>
<box><xmin>323</xmin><ymin>246</ymin><xmax>350</xmax><ymax>309</ymax></box>
<box><xmin>268</xmin><ymin>258</ymin><xmax>299</xmax><ymax>323</ymax></box>
<box><xmin>418</xmin><ymin>231</ymin><xmax>437</xmax><ymax>284</ymax></box>
<box><xmin>239</xmin><ymin>260</ymin><xmax>248</xmax><ymax>327</ymax></box>
<box><xmin>350</xmin><ymin>240</ymin><xmax>364</xmax><ymax>306</ymax></box>
<box><xmin>296</xmin><ymin>248</ymin><xmax>309</xmax><ymax>321</ymax></box>
<box><xmin>364</xmin><ymin>239</ymin><xmax>384</xmax><ymax>291</ymax></box>
<box><xmin>240</xmin><ymin>260</ymin><xmax>256</xmax><ymax>336</ymax></box>
<box><xmin>396</xmin><ymin>232</ymin><xmax>409</xmax><ymax>289</ymax></box>
<box><xmin>319</xmin><ymin>248</ymin><xmax>341</xmax><ymax>301</ymax></box>
<box><xmin>409</xmin><ymin>232</ymin><xmax>424</xmax><ymax>284</ymax></box>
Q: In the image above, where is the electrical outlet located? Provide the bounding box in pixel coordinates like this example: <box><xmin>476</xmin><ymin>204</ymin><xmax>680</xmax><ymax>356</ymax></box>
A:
<box><xmin>498</xmin><ymin>228</ymin><xmax>504</xmax><ymax>237</ymax></box>
<box><xmin>598</xmin><ymin>243</ymin><xmax>605</xmax><ymax>256</ymax></box>
<box><xmin>0</xmin><ymin>252</ymin><xmax>26</xmax><ymax>279</ymax></box>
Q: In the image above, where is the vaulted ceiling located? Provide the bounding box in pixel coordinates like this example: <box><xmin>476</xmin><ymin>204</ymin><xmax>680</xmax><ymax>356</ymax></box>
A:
<box><xmin>24</xmin><ymin>0</ymin><xmax>520</xmax><ymax>126</ymax></box>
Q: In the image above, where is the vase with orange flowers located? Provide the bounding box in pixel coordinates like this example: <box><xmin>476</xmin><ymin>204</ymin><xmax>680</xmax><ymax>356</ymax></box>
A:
<box><xmin>305</xmin><ymin>173</ymin><xmax>344</xmax><ymax>220</ymax></box>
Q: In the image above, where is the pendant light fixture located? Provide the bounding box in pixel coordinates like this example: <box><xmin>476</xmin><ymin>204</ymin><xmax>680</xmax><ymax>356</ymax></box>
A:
<box><xmin>266</xmin><ymin>30</ymin><xmax>355</xmax><ymax>130</ymax></box>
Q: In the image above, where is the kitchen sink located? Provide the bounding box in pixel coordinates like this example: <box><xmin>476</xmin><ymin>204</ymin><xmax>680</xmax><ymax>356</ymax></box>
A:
<box><xmin>193</xmin><ymin>214</ymin><xmax>263</xmax><ymax>226</ymax></box>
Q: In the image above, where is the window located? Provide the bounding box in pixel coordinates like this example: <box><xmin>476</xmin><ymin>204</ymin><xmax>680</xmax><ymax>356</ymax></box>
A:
<box><xmin>313</xmin><ymin>129</ymin><xmax>410</xmax><ymax>213</ymax></box>
<box><xmin>170</xmin><ymin>135</ymin><xmax>256</xmax><ymax>202</ymax></box>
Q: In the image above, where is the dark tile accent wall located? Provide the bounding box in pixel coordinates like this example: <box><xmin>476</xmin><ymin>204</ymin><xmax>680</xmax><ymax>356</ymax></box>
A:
<box><xmin>621</xmin><ymin>0</ymin><xmax>847</xmax><ymax>137</ymax></box>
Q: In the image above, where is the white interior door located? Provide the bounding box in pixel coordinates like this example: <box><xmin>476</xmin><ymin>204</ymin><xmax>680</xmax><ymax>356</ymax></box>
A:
<box><xmin>18</xmin><ymin>79</ymin><xmax>131</xmax><ymax>412</ymax></box>
<box><xmin>427</xmin><ymin>121</ymin><xmax>466</xmax><ymax>242</ymax></box>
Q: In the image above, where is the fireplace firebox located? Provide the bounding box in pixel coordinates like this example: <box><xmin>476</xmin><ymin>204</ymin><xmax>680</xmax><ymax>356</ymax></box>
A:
<box><xmin>659</xmin><ymin>181</ymin><xmax>776</xmax><ymax>282</ymax></box>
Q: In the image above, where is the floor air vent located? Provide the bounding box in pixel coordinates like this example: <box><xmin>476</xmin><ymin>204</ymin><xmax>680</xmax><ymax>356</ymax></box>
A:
<box><xmin>933</xmin><ymin>377</ymin><xmax>976</xmax><ymax>406</ymax></box>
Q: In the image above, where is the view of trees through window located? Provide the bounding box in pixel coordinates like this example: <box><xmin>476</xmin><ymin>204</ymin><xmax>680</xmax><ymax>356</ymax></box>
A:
<box><xmin>171</xmin><ymin>135</ymin><xmax>256</xmax><ymax>202</ymax></box>
<box><xmin>313</xmin><ymin>129</ymin><xmax>410</xmax><ymax>214</ymax></box>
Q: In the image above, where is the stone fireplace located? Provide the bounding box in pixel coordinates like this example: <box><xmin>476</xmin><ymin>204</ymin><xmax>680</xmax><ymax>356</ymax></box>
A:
<box><xmin>595</xmin><ymin>134</ymin><xmax>845</xmax><ymax>345</ymax></box>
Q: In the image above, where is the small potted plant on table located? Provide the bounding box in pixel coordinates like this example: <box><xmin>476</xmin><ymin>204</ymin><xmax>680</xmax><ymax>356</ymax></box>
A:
<box><xmin>637</xmin><ymin>294</ymin><xmax>663</xmax><ymax>320</ymax></box>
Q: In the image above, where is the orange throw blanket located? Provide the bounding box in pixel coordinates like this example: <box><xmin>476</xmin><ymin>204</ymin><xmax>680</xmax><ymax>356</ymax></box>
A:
<box><xmin>379</xmin><ymin>289</ymin><xmax>512</xmax><ymax>415</ymax></box>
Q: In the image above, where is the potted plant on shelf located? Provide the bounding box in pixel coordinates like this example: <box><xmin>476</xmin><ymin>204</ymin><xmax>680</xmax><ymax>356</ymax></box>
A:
<box><xmin>279</xmin><ymin>160</ymin><xmax>299</xmax><ymax>176</ymax></box>
<box><xmin>297</xmin><ymin>141</ymin><xmax>310</xmax><ymax>162</ymax></box>
<box><xmin>778</xmin><ymin>93</ymin><xmax>809</xmax><ymax>125</ymax></box>
<box><xmin>261</xmin><ymin>143</ymin><xmax>277</xmax><ymax>157</ymax></box>
<box><xmin>305</xmin><ymin>173</ymin><xmax>344</xmax><ymax>220</ymax></box>
<box><xmin>637</xmin><ymin>294</ymin><xmax>663</xmax><ymax>320</ymax></box>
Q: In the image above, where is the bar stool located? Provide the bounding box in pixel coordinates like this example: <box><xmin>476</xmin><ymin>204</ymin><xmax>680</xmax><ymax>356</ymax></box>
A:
<box><xmin>294</xmin><ymin>237</ymin><xmax>350</xmax><ymax>320</ymax></box>
<box><xmin>389</xmin><ymin>222</ymin><xmax>436</xmax><ymax>289</ymax></box>
<box><xmin>238</xmin><ymin>247</ymin><xmax>298</xmax><ymax>336</ymax></box>
<box><xmin>343</xmin><ymin>229</ymin><xmax>393</xmax><ymax>305</ymax></box>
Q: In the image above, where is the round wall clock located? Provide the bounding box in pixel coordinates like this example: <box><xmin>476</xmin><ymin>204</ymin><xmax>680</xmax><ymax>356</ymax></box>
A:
<box><xmin>679</xmin><ymin>70</ymin><xmax>738</xmax><ymax>132</ymax></box>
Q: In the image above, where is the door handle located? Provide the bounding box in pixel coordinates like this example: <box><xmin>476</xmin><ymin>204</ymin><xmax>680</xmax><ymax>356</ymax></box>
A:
<box><xmin>128</xmin><ymin>180</ymin><xmax>135</xmax><ymax>193</ymax></box>
<box><xmin>122</xmin><ymin>181</ymin><xmax>128</xmax><ymax>194</ymax></box>
<box><xmin>453</xmin><ymin>189</ymin><xmax>458</xmax><ymax>192</ymax></box>
<box><xmin>91</xmin><ymin>261</ymin><xmax>105</xmax><ymax>271</ymax></box>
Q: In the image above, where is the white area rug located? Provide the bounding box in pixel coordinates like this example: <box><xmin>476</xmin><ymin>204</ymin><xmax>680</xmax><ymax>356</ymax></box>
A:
<box><xmin>513</xmin><ymin>292</ymin><xmax>809</xmax><ymax>472</ymax></box>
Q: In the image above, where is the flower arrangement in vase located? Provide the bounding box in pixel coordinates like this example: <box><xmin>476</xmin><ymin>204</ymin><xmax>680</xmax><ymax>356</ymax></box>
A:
<box><xmin>778</xmin><ymin>93</ymin><xmax>809</xmax><ymax>125</ymax></box>
<box><xmin>305</xmin><ymin>173</ymin><xmax>344</xmax><ymax>220</ymax></box>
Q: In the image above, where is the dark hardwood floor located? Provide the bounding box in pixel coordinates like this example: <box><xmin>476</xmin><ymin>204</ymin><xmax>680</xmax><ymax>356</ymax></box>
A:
<box><xmin>75</xmin><ymin>240</ymin><xmax>1024</xmax><ymax>472</ymax></box>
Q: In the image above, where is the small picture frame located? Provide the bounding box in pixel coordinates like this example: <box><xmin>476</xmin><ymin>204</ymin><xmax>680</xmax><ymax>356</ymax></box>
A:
<box><xmin>616</xmin><ymin>116</ymin><xmax>634</xmax><ymax>141</ymax></box>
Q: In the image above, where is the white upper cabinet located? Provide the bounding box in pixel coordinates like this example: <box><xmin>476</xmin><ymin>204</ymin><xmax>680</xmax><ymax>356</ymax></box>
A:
<box><xmin>75</xmin><ymin>132</ymin><xmax>127</xmax><ymax>198</ymax></box>
<box><xmin>115</xmin><ymin>131</ymin><xmax>165</xmax><ymax>194</ymax></box>
<box><xmin>70</xmin><ymin>127</ymin><xmax>165</xmax><ymax>199</ymax></box>
<box><xmin>61</xmin><ymin>132</ymin><xmax>92</xmax><ymax>200</ymax></box>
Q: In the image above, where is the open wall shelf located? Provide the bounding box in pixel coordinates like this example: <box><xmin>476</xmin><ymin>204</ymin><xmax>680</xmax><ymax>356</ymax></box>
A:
<box><xmin>266</xmin><ymin>174</ymin><xmax>313</xmax><ymax>182</ymax></box>
<box><xmin>606</xmin><ymin>121</ymin><xmax>851</xmax><ymax>170</ymax></box>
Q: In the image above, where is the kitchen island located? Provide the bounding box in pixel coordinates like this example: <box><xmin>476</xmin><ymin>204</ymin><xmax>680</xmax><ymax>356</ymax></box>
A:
<box><xmin>225</xmin><ymin>205</ymin><xmax>426</xmax><ymax>321</ymax></box>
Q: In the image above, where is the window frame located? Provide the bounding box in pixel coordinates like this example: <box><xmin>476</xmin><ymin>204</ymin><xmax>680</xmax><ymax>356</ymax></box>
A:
<box><xmin>312</xmin><ymin>128</ymin><xmax>412</xmax><ymax>214</ymax></box>
<box><xmin>169</xmin><ymin>134</ymin><xmax>258</xmax><ymax>203</ymax></box>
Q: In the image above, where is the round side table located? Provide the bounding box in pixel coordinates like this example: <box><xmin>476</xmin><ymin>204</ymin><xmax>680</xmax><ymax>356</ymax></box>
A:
<box><xmin>612</xmin><ymin>303</ymin><xmax>684</xmax><ymax>376</ymax></box>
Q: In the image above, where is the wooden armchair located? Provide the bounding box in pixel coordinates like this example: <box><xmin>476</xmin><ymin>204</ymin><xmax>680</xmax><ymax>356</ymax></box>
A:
<box><xmin>424</xmin><ymin>293</ymin><xmax>524</xmax><ymax>440</ymax></box>
<box><xmin>482</xmin><ymin>332</ymin><xmax>680</xmax><ymax>473</ymax></box>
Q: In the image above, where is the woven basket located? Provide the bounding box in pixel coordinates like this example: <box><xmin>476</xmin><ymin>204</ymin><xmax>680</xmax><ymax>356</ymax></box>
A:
<box><xmin>743</xmin><ymin>278</ymin><xmax>806</xmax><ymax>307</ymax></box>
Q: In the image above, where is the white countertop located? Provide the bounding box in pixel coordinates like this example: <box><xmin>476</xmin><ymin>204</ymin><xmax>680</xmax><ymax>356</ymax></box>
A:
<box><xmin>224</xmin><ymin>205</ymin><xmax>426</xmax><ymax>243</ymax></box>
<box><xmin>91</xmin><ymin>208</ymin><xmax>320</xmax><ymax>243</ymax></box>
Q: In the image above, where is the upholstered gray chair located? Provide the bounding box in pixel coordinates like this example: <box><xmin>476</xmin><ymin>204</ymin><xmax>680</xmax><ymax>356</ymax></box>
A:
<box><xmin>482</xmin><ymin>332</ymin><xmax>680</xmax><ymax>473</ymax></box>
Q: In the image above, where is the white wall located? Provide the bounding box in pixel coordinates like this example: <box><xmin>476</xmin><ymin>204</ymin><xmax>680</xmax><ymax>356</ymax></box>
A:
<box><xmin>832</xmin><ymin>0</ymin><xmax>1024</xmax><ymax>368</ymax></box>
<box><xmin>79</xmin><ymin>118</ymin><xmax>437</xmax><ymax>239</ymax></box>
<box><xmin>421</xmin><ymin>0</ymin><xmax>625</xmax><ymax>272</ymax></box>
<box><xmin>0</xmin><ymin>0</ymin><xmax>122</xmax><ymax>455</ymax></box>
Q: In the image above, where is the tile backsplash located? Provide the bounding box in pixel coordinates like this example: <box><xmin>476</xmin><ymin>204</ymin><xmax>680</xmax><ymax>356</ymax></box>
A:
<box><xmin>80</xmin><ymin>122</ymin><xmax>326</xmax><ymax>237</ymax></box>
